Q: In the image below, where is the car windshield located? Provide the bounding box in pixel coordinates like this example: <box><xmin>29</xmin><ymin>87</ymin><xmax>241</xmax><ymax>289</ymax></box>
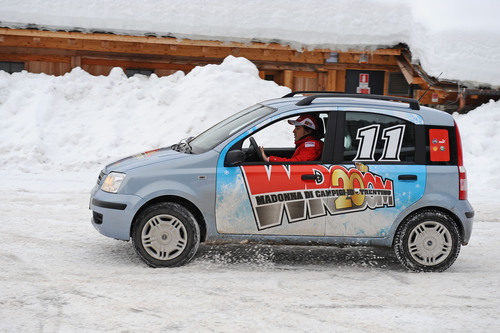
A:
<box><xmin>189</xmin><ymin>104</ymin><xmax>275</xmax><ymax>154</ymax></box>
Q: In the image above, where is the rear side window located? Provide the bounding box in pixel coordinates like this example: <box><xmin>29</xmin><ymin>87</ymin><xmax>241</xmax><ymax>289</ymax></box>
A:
<box><xmin>343</xmin><ymin>112</ymin><xmax>416</xmax><ymax>163</ymax></box>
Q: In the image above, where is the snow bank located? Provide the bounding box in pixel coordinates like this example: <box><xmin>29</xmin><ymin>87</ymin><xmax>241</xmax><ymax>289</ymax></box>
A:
<box><xmin>454</xmin><ymin>100</ymin><xmax>500</xmax><ymax>204</ymax></box>
<box><xmin>0</xmin><ymin>0</ymin><xmax>499</xmax><ymax>85</ymax></box>
<box><xmin>0</xmin><ymin>56</ymin><xmax>289</xmax><ymax>171</ymax></box>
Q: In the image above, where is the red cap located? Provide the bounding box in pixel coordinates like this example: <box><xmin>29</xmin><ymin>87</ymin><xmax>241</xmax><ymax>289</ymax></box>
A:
<box><xmin>288</xmin><ymin>115</ymin><xmax>318</xmax><ymax>130</ymax></box>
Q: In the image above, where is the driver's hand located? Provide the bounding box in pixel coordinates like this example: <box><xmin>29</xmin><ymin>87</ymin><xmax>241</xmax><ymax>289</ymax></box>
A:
<box><xmin>259</xmin><ymin>146</ymin><xmax>269</xmax><ymax>162</ymax></box>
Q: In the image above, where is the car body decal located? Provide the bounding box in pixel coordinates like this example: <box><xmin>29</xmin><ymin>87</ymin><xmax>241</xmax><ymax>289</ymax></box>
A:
<box><xmin>241</xmin><ymin>164</ymin><xmax>394</xmax><ymax>230</ymax></box>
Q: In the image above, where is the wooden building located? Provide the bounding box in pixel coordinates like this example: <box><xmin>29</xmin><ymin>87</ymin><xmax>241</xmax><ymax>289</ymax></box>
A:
<box><xmin>0</xmin><ymin>27</ymin><xmax>497</xmax><ymax>112</ymax></box>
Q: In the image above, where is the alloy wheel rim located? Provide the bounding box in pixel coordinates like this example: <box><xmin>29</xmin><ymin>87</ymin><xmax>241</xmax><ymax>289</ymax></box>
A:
<box><xmin>141</xmin><ymin>214</ymin><xmax>187</xmax><ymax>261</ymax></box>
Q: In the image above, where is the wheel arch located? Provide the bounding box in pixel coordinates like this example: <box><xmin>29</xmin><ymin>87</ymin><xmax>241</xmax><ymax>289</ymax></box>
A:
<box><xmin>392</xmin><ymin>206</ymin><xmax>465</xmax><ymax>247</ymax></box>
<box><xmin>131</xmin><ymin>195</ymin><xmax>207</xmax><ymax>242</ymax></box>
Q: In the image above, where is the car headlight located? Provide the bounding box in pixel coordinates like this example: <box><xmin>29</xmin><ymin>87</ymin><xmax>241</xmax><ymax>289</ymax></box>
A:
<box><xmin>101</xmin><ymin>172</ymin><xmax>126</xmax><ymax>193</ymax></box>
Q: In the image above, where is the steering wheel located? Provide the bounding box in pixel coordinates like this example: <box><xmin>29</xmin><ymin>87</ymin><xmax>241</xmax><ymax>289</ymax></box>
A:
<box><xmin>249</xmin><ymin>137</ymin><xmax>263</xmax><ymax>161</ymax></box>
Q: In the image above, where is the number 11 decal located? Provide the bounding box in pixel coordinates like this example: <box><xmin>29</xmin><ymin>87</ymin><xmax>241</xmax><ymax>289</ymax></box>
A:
<box><xmin>354</xmin><ymin>124</ymin><xmax>406</xmax><ymax>162</ymax></box>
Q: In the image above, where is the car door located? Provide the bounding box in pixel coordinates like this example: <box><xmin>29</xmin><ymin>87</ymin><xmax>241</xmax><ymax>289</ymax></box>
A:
<box><xmin>215</xmin><ymin>111</ymin><xmax>334</xmax><ymax>236</ymax></box>
<box><xmin>324</xmin><ymin>109</ymin><xmax>426</xmax><ymax>237</ymax></box>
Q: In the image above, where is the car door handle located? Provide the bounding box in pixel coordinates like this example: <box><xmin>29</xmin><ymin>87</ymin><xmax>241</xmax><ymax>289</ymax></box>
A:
<box><xmin>301</xmin><ymin>174</ymin><xmax>316</xmax><ymax>180</ymax></box>
<box><xmin>302</xmin><ymin>173</ymin><xmax>324</xmax><ymax>182</ymax></box>
<box><xmin>398</xmin><ymin>174</ymin><xmax>417</xmax><ymax>181</ymax></box>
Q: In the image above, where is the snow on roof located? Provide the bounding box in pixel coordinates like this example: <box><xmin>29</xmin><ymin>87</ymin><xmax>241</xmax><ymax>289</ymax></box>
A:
<box><xmin>1</xmin><ymin>0</ymin><xmax>499</xmax><ymax>86</ymax></box>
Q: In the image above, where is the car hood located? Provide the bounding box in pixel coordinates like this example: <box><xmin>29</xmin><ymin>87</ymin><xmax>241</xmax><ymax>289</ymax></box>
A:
<box><xmin>104</xmin><ymin>147</ymin><xmax>187</xmax><ymax>173</ymax></box>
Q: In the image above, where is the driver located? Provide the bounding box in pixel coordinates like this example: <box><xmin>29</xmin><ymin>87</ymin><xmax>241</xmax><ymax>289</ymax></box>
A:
<box><xmin>260</xmin><ymin>114</ymin><xmax>324</xmax><ymax>162</ymax></box>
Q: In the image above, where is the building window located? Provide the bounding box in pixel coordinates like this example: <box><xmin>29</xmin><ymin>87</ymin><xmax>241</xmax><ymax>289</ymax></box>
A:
<box><xmin>388</xmin><ymin>72</ymin><xmax>410</xmax><ymax>96</ymax></box>
<box><xmin>0</xmin><ymin>61</ymin><xmax>25</xmax><ymax>74</ymax></box>
<box><xmin>125</xmin><ymin>68</ymin><xmax>154</xmax><ymax>77</ymax></box>
<box><xmin>264</xmin><ymin>74</ymin><xmax>275</xmax><ymax>81</ymax></box>
<box><xmin>325</xmin><ymin>52</ymin><xmax>339</xmax><ymax>63</ymax></box>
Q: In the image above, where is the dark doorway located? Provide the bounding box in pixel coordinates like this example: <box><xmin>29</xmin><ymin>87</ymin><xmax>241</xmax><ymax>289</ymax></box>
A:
<box><xmin>345</xmin><ymin>70</ymin><xmax>385</xmax><ymax>95</ymax></box>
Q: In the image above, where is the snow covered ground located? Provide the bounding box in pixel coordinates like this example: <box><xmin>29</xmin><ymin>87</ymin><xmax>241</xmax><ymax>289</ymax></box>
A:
<box><xmin>0</xmin><ymin>171</ymin><xmax>499</xmax><ymax>332</ymax></box>
<box><xmin>1</xmin><ymin>58</ymin><xmax>499</xmax><ymax>331</ymax></box>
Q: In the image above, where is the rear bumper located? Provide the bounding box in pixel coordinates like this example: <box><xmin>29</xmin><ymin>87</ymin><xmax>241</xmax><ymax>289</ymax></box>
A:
<box><xmin>89</xmin><ymin>185</ymin><xmax>142</xmax><ymax>241</ymax></box>
<box><xmin>454</xmin><ymin>200</ymin><xmax>474</xmax><ymax>245</ymax></box>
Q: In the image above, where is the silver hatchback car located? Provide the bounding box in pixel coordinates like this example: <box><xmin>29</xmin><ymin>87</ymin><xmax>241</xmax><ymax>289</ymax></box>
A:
<box><xmin>90</xmin><ymin>93</ymin><xmax>474</xmax><ymax>272</ymax></box>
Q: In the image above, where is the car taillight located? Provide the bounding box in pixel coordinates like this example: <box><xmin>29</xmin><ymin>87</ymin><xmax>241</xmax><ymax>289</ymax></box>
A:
<box><xmin>455</xmin><ymin>121</ymin><xmax>467</xmax><ymax>200</ymax></box>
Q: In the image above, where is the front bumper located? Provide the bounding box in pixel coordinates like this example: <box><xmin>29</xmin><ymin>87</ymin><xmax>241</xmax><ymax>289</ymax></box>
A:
<box><xmin>89</xmin><ymin>185</ymin><xmax>142</xmax><ymax>241</ymax></box>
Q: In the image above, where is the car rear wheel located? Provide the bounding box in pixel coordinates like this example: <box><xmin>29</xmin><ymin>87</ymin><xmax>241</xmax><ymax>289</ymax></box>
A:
<box><xmin>394</xmin><ymin>209</ymin><xmax>461</xmax><ymax>272</ymax></box>
<box><xmin>132</xmin><ymin>202</ymin><xmax>200</xmax><ymax>267</ymax></box>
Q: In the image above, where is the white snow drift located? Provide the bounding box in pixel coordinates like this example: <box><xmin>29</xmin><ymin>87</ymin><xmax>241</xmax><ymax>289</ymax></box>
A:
<box><xmin>0</xmin><ymin>56</ymin><xmax>288</xmax><ymax>171</ymax></box>
<box><xmin>454</xmin><ymin>100</ymin><xmax>500</xmax><ymax>205</ymax></box>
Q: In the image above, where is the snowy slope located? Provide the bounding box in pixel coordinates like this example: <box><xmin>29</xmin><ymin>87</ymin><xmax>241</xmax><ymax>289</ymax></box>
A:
<box><xmin>0</xmin><ymin>0</ymin><xmax>499</xmax><ymax>85</ymax></box>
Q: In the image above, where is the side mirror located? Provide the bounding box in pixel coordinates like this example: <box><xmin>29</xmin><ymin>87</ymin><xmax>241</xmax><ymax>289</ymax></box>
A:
<box><xmin>225</xmin><ymin>150</ymin><xmax>245</xmax><ymax>166</ymax></box>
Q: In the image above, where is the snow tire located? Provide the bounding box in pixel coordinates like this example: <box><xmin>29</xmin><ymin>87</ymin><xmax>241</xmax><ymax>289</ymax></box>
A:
<box><xmin>394</xmin><ymin>209</ymin><xmax>461</xmax><ymax>272</ymax></box>
<box><xmin>132</xmin><ymin>202</ymin><xmax>200</xmax><ymax>268</ymax></box>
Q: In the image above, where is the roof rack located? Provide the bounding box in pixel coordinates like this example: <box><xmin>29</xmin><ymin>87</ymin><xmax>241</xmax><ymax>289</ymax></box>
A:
<box><xmin>295</xmin><ymin>93</ymin><xmax>420</xmax><ymax>110</ymax></box>
<box><xmin>282</xmin><ymin>91</ymin><xmax>343</xmax><ymax>98</ymax></box>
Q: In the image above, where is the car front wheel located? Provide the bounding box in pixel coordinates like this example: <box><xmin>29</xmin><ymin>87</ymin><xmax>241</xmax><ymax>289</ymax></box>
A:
<box><xmin>394</xmin><ymin>209</ymin><xmax>461</xmax><ymax>272</ymax></box>
<box><xmin>132</xmin><ymin>202</ymin><xmax>200</xmax><ymax>267</ymax></box>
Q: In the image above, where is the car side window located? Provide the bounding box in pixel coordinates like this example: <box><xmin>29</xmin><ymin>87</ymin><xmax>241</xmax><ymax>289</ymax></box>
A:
<box><xmin>239</xmin><ymin>112</ymin><xmax>328</xmax><ymax>163</ymax></box>
<box><xmin>242</xmin><ymin>117</ymin><xmax>294</xmax><ymax>149</ymax></box>
<box><xmin>344</xmin><ymin>112</ymin><xmax>416</xmax><ymax>163</ymax></box>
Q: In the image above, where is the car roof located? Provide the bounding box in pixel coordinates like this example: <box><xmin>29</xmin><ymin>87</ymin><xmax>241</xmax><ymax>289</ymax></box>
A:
<box><xmin>260</xmin><ymin>95</ymin><xmax>454</xmax><ymax>126</ymax></box>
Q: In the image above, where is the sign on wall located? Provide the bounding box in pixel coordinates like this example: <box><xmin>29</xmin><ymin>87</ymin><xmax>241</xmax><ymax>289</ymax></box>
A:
<box><xmin>357</xmin><ymin>73</ymin><xmax>371</xmax><ymax>94</ymax></box>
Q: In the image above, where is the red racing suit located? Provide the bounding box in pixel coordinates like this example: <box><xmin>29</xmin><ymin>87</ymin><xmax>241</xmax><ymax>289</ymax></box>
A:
<box><xmin>268</xmin><ymin>135</ymin><xmax>323</xmax><ymax>162</ymax></box>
